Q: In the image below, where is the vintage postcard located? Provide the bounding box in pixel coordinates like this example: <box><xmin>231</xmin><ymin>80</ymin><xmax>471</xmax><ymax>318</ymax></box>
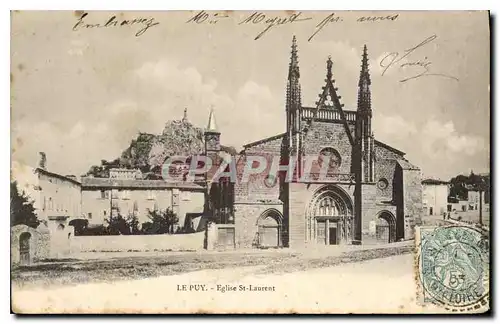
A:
<box><xmin>10</xmin><ymin>10</ymin><xmax>490</xmax><ymax>314</ymax></box>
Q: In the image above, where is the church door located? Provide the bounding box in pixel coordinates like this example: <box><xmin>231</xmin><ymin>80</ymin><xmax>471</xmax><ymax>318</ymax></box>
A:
<box><xmin>329</xmin><ymin>227</ymin><xmax>338</xmax><ymax>245</ymax></box>
<box><xmin>257</xmin><ymin>210</ymin><xmax>283</xmax><ymax>248</ymax></box>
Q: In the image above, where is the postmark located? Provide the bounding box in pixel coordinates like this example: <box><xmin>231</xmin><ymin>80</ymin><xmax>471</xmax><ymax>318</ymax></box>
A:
<box><xmin>416</xmin><ymin>225</ymin><xmax>489</xmax><ymax>311</ymax></box>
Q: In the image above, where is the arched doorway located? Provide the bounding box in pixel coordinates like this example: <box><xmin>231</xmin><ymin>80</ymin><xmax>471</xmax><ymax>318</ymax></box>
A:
<box><xmin>376</xmin><ymin>211</ymin><xmax>397</xmax><ymax>243</ymax></box>
<box><xmin>257</xmin><ymin>209</ymin><xmax>283</xmax><ymax>248</ymax></box>
<box><xmin>19</xmin><ymin>232</ymin><xmax>31</xmax><ymax>266</ymax></box>
<box><xmin>307</xmin><ymin>185</ymin><xmax>354</xmax><ymax>245</ymax></box>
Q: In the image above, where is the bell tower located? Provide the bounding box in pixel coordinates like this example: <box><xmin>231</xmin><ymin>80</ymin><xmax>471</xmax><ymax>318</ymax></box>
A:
<box><xmin>205</xmin><ymin>107</ymin><xmax>221</xmax><ymax>154</ymax></box>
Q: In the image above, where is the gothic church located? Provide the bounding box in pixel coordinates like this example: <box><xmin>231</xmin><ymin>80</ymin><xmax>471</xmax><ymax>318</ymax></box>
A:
<box><xmin>205</xmin><ymin>37</ymin><xmax>423</xmax><ymax>249</ymax></box>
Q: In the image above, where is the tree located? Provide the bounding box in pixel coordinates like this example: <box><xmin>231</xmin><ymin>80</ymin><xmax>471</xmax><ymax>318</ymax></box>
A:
<box><xmin>142</xmin><ymin>207</ymin><xmax>179</xmax><ymax>234</ymax></box>
<box><xmin>105</xmin><ymin>212</ymin><xmax>130</xmax><ymax>235</ymax></box>
<box><xmin>448</xmin><ymin>174</ymin><xmax>469</xmax><ymax>200</ymax></box>
<box><xmin>10</xmin><ymin>181</ymin><xmax>39</xmax><ymax>228</ymax></box>
<box><xmin>126</xmin><ymin>213</ymin><xmax>141</xmax><ymax>235</ymax></box>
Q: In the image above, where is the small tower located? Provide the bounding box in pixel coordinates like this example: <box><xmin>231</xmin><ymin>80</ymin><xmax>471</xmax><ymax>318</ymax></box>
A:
<box><xmin>205</xmin><ymin>107</ymin><xmax>220</xmax><ymax>152</ymax></box>
<box><xmin>205</xmin><ymin>107</ymin><xmax>221</xmax><ymax>173</ymax></box>
<box><xmin>182</xmin><ymin>108</ymin><xmax>188</xmax><ymax>123</ymax></box>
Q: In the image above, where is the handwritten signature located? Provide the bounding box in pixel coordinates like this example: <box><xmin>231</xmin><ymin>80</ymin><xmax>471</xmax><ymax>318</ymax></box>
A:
<box><xmin>379</xmin><ymin>35</ymin><xmax>459</xmax><ymax>83</ymax></box>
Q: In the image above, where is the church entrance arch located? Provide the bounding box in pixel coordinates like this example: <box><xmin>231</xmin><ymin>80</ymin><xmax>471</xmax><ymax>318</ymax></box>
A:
<box><xmin>257</xmin><ymin>209</ymin><xmax>283</xmax><ymax>248</ymax></box>
<box><xmin>376</xmin><ymin>211</ymin><xmax>397</xmax><ymax>243</ymax></box>
<box><xmin>306</xmin><ymin>185</ymin><xmax>354</xmax><ymax>245</ymax></box>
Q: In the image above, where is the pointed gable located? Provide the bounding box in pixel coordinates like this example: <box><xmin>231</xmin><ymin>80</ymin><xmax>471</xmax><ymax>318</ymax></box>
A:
<box><xmin>305</xmin><ymin>57</ymin><xmax>355</xmax><ymax>146</ymax></box>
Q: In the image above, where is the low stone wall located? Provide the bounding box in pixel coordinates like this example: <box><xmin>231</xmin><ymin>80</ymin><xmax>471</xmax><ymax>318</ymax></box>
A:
<box><xmin>70</xmin><ymin>232</ymin><xmax>205</xmax><ymax>253</ymax></box>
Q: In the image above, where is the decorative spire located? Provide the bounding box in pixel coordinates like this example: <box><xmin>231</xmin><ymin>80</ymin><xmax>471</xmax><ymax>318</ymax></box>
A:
<box><xmin>357</xmin><ymin>44</ymin><xmax>371</xmax><ymax>113</ymax></box>
<box><xmin>359</xmin><ymin>44</ymin><xmax>371</xmax><ymax>87</ymax></box>
<box><xmin>207</xmin><ymin>106</ymin><xmax>218</xmax><ymax>133</ymax></box>
<box><xmin>286</xmin><ymin>35</ymin><xmax>302</xmax><ymax>113</ymax></box>
<box><xmin>326</xmin><ymin>56</ymin><xmax>333</xmax><ymax>80</ymax></box>
<box><xmin>182</xmin><ymin>108</ymin><xmax>188</xmax><ymax>123</ymax></box>
<box><xmin>289</xmin><ymin>35</ymin><xmax>300</xmax><ymax>80</ymax></box>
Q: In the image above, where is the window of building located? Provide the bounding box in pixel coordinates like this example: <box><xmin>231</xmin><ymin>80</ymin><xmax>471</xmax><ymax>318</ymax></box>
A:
<box><xmin>181</xmin><ymin>191</ymin><xmax>191</xmax><ymax>201</ymax></box>
<box><xmin>121</xmin><ymin>190</ymin><xmax>130</xmax><ymax>200</ymax></box>
<box><xmin>318</xmin><ymin>147</ymin><xmax>342</xmax><ymax>170</ymax></box>
<box><xmin>147</xmin><ymin>190</ymin><xmax>156</xmax><ymax>200</ymax></box>
<box><xmin>377</xmin><ymin>178</ymin><xmax>389</xmax><ymax>190</ymax></box>
<box><xmin>429</xmin><ymin>207</ymin><xmax>433</xmax><ymax>215</ymax></box>
<box><xmin>103</xmin><ymin>210</ymin><xmax>107</xmax><ymax>217</ymax></box>
<box><xmin>88</xmin><ymin>212</ymin><xmax>92</xmax><ymax>219</ymax></box>
<box><xmin>100</xmin><ymin>190</ymin><xmax>109</xmax><ymax>199</ymax></box>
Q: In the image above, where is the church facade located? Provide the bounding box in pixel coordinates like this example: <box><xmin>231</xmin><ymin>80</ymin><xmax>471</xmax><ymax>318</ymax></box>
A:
<box><xmin>205</xmin><ymin>37</ymin><xmax>423</xmax><ymax>249</ymax></box>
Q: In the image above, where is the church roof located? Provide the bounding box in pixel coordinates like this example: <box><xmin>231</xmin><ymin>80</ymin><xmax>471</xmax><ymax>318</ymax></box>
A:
<box><xmin>397</xmin><ymin>159</ymin><xmax>420</xmax><ymax>171</ymax></box>
<box><xmin>374</xmin><ymin>140</ymin><xmax>406</xmax><ymax>156</ymax></box>
<box><xmin>243</xmin><ymin>133</ymin><xmax>286</xmax><ymax>149</ymax></box>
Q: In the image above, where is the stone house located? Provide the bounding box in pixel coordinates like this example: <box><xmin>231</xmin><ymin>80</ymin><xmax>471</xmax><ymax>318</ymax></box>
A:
<box><xmin>80</xmin><ymin>171</ymin><xmax>206</xmax><ymax>231</ymax></box>
<box><xmin>422</xmin><ymin>179</ymin><xmax>449</xmax><ymax>216</ymax></box>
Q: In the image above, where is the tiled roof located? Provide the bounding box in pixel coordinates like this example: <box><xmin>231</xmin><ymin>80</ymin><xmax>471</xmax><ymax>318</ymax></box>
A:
<box><xmin>36</xmin><ymin>168</ymin><xmax>81</xmax><ymax>185</ymax></box>
<box><xmin>81</xmin><ymin>177</ymin><xmax>205</xmax><ymax>190</ymax></box>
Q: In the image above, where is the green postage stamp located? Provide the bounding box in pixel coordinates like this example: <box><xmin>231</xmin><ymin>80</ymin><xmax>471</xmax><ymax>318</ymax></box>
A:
<box><xmin>416</xmin><ymin>225</ymin><xmax>490</xmax><ymax>312</ymax></box>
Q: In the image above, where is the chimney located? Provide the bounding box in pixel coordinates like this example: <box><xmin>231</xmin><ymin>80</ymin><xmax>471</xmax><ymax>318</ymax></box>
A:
<box><xmin>38</xmin><ymin>152</ymin><xmax>47</xmax><ymax>170</ymax></box>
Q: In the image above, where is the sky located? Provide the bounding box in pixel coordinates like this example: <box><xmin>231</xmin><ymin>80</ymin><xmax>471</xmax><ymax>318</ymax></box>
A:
<box><xmin>11</xmin><ymin>11</ymin><xmax>490</xmax><ymax>180</ymax></box>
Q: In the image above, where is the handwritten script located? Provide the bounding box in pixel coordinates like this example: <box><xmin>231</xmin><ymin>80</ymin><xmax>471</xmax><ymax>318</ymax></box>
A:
<box><xmin>72</xmin><ymin>11</ymin><xmax>402</xmax><ymax>40</ymax></box>
<box><xmin>73</xmin><ymin>12</ymin><xmax>160</xmax><ymax>37</ymax></box>
<box><xmin>379</xmin><ymin>35</ymin><xmax>459</xmax><ymax>83</ymax></box>
<box><xmin>185</xmin><ymin>11</ymin><xmax>399</xmax><ymax>41</ymax></box>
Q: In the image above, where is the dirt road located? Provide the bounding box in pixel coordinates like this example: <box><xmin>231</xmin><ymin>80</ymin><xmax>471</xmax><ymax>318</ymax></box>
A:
<box><xmin>12</xmin><ymin>253</ymin><xmax>445</xmax><ymax>314</ymax></box>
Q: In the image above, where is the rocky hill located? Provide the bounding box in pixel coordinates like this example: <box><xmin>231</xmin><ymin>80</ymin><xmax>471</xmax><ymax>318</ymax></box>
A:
<box><xmin>85</xmin><ymin>118</ymin><xmax>236</xmax><ymax>179</ymax></box>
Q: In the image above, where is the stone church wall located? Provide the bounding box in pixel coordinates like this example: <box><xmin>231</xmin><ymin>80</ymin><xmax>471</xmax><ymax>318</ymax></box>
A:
<box><xmin>233</xmin><ymin>202</ymin><xmax>283</xmax><ymax>248</ymax></box>
<box><xmin>302</xmin><ymin>121</ymin><xmax>355</xmax><ymax>175</ymax></box>
<box><xmin>374</xmin><ymin>159</ymin><xmax>398</xmax><ymax>202</ymax></box>
<box><xmin>402</xmin><ymin>168</ymin><xmax>423</xmax><ymax>239</ymax></box>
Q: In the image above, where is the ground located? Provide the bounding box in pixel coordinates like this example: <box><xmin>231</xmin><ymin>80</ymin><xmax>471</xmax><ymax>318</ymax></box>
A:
<box><xmin>12</xmin><ymin>242</ymin><xmax>412</xmax><ymax>290</ymax></box>
<box><xmin>12</xmin><ymin>242</ymin><xmax>452</xmax><ymax>314</ymax></box>
<box><xmin>12</xmin><ymin>247</ymin><xmax>449</xmax><ymax>314</ymax></box>
<box><xmin>421</xmin><ymin>210</ymin><xmax>490</xmax><ymax>227</ymax></box>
